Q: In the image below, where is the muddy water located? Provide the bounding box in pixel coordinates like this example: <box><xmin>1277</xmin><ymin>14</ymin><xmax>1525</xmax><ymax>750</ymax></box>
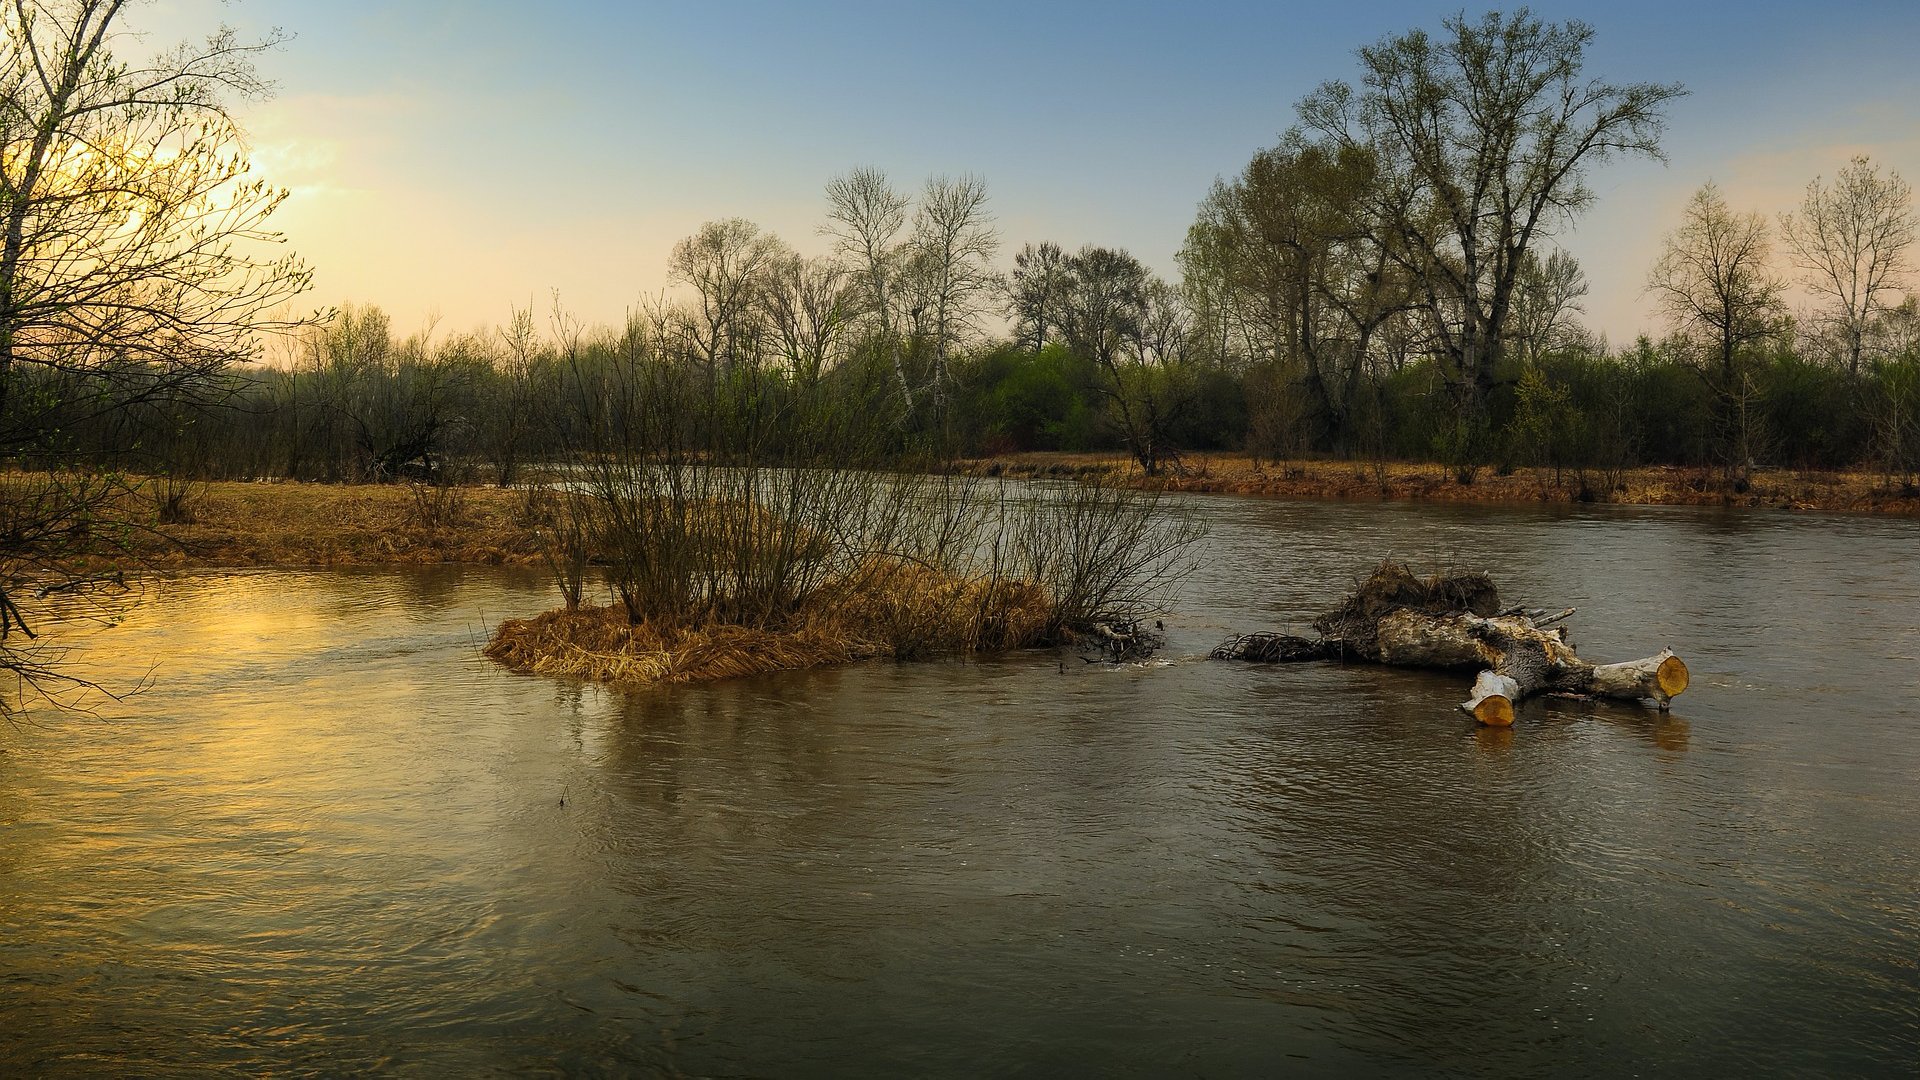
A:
<box><xmin>2</xmin><ymin>495</ymin><xmax>1917</xmax><ymax>1076</ymax></box>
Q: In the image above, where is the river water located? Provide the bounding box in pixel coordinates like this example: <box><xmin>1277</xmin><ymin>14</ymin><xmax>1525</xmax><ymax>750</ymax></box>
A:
<box><xmin>2</xmin><ymin>494</ymin><xmax>1916</xmax><ymax>1076</ymax></box>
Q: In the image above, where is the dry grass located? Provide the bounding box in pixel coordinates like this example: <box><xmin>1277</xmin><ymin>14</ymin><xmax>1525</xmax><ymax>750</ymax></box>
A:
<box><xmin>105</xmin><ymin>479</ymin><xmax>548</xmax><ymax>569</ymax></box>
<box><xmin>824</xmin><ymin>559</ymin><xmax>1056</xmax><ymax>657</ymax></box>
<box><xmin>484</xmin><ymin>607</ymin><xmax>879</xmax><ymax>685</ymax></box>
<box><xmin>485</xmin><ymin>559</ymin><xmax>1060</xmax><ymax>688</ymax></box>
<box><xmin>965</xmin><ymin>452</ymin><xmax>1920</xmax><ymax>515</ymax></box>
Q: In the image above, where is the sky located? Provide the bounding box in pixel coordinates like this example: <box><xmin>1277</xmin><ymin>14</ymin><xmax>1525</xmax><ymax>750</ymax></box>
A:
<box><xmin>129</xmin><ymin>0</ymin><xmax>1920</xmax><ymax>345</ymax></box>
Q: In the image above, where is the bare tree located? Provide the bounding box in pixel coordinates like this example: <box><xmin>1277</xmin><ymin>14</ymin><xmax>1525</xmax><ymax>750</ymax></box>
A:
<box><xmin>667</xmin><ymin>218</ymin><xmax>789</xmax><ymax>376</ymax></box>
<box><xmin>1648</xmin><ymin>183</ymin><xmax>1784</xmax><ymax>385</ymax></box>
<box><xmin>1</xmin><ymin>0</ymin><xmax>312</xmax><ymax>712</ymax></box>
<box><xmin>1510</xmin><ymin>249</ymin><xmax>1590</xmax><ymax>365</ymax></box>
<box><xmin>1</xmin><ymin>2</ymin><xmax>311</xmax><ymax>414</ymax></box>
<box><xmin>1299</xmin><ymin>9</ymin><xmax>1683</xmax><ymax>422</ymax></box>
<box><xmin>303</xmin><ymin>307</ymin><xmax>476</xmax><ymax>482</ymax></box>
<box><xmin>823</xmin><ymin>167</ymin><xmax>913</xmax><ymax>409</ymax></box>
<box><xmin>475</xmin><ymin>303</ymin><xmax>557</xmax><ymax>486</ymax></box>
<box><xmin>1779</xmin><ymin>156</ymin><xmax>1916</xmax><ymax>375</ymax></box>
<box><xmin>1647</xmin><ymin>182</ymin><xmax>1784</xmax><ymax>481</ymax></box>
<box><xmin>907</xmin><ymin>174</ymin><xmax>998</xmax><ymax>414</ymax></box>
<box><xmin>764</xmin><ymin>252</ymin><xmax>854</xmax><ymax>385</ymax></box>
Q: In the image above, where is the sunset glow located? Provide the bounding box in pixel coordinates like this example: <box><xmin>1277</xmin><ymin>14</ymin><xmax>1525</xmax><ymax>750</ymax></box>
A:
<box><xmin>124</xmin><ymin>0</ymin><xmax>1920</xmax><ymax>342</ymax></box>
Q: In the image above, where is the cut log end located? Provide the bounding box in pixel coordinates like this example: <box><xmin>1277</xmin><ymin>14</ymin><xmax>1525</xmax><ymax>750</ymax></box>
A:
<box><xmin>1472</xmin><ymin>695</ymin><xmax>1516</xmax><ymax>727</ymax></box>
<box><xmin>1657</xmin><ymin>654</ymin><xmax>1690</xmax><ymax>699</ymax></box>
<box><xmin>1461</xmin><ymin>670</ymin><xmax>1522</xmax><ymax>726</ymax></box>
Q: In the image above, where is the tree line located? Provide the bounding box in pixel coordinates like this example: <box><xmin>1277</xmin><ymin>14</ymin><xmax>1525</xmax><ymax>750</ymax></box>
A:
<box><xmin>8</xmin><ymin>6</ymin><xmax>1920</xmax><ymax>512</ymax></box>
<box><xmin>18</xmin><ymin>8</ymin><xmax>1913</xmax><ymax>502</ymax></box>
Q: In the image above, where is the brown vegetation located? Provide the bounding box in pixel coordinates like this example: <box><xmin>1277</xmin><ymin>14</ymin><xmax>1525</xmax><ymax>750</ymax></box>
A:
<box><xmin>967</xmin><ymin>453</ymin><xmax>1920</xmax><ymax>515</ymax></box>
<box><xmin>56</xmin><ymin>477</ymin><xmax>550</xmax><ymax>570</ymax></box>
<box><xmin>483</xmin><ymin>560</ymin><xmax>1058</xmax><ymax>687</ymax></box>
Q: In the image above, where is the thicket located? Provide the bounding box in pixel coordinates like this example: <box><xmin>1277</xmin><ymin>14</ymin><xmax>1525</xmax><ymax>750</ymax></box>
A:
<box><xmin>16</xmin><ymin>317</ymin><xmax>1915</xmax><ymax>494</ymax></box>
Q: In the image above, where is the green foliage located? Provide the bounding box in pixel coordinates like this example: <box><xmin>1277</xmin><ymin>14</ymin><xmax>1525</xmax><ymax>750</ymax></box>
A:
<box><xmin>955</xmin><ymin>344</ymin><xmax>1104</xmax><ymax>453</ymax></box>
<box><xmin>1509</xmin><ymin>366</ymin><xmax>1580</xmax><ymax>478</ymax></box>
<box><xmin>1173</xmin><ymin>366</ymin><xmax>1248</xmax><ymax>452</ymax></box>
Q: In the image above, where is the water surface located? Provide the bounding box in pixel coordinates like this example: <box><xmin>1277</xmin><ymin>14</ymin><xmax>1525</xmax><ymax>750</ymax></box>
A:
<box><xmin>2</xmin><ymin>495</ymin><xmax>1917</xmax><ymax>1075</ymax></box>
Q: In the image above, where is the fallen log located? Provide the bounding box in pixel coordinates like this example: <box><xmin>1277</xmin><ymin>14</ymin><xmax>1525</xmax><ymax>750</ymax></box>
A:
<box><xmin>1211</xmin><ymin>563</ymin><xmax>1689</xmax><ymax>726</ymax></box>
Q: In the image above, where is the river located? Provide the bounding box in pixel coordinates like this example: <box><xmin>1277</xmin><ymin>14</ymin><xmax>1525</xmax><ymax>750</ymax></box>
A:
<box><xmin>2</xmin><ymin>494</ymin><xmax>1916</xmax><ymax>1076</ymax></box>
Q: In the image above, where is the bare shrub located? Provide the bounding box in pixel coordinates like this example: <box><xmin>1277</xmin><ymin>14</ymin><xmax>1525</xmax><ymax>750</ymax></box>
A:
<box><xmin>496</xmin><ymin>311</ymin><xmax>1206</xmax><ymax>682</ymax></box>
<box><xmin>405</xmin><ymin>480</ymin><xmax>469</xmax><ymax>531</ymax></box>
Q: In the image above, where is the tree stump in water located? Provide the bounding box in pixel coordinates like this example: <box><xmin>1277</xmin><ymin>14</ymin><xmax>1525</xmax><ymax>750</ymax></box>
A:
<box><xmin>1210</xmin><ymin>563</ymin><xmax>1689</xmax><ymax>726</ymax></box>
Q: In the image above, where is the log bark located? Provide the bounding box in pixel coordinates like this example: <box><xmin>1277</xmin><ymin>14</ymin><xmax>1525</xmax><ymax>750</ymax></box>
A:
<box><xmin>1212</xmin><ymin>563</ymin><xmax>1690</xmax><ymax>726</ymax></box>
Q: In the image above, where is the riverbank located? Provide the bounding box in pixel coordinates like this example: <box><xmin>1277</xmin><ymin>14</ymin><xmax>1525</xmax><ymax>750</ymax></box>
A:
<box><xmin>36</xmin><ymin>454</ymin><xmax>1920</xmax><ymax>582</ymax></box>
<box><xmin>967</xmin><ymin>453</ymin><xmax>1920</xmax><ymax>515</ymax></box>
<box><xmin>41</xmin><ymin>464</ymin><xmax>1892</xmax><ymax>693</ymax></box>
<box><xmin>110</xmin><ymin>480</ymin><xmax>547</xmax><ymax>569</ymax></box>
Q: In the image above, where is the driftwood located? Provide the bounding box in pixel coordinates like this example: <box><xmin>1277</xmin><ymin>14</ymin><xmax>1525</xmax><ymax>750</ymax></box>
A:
<box><xmin>1083</xmin><ymin>618</ymin><xmax>1166</xmax><ymax>662</ymax></box>
<box><xmin>1211</xmin><ymin>563</ymin><xmax>1689</xmax><ymax>726</ymax></box>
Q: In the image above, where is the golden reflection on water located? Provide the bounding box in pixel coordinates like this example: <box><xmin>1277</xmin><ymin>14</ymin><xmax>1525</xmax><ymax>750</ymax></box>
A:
<box><xmin>1474</xmin><ymin>725</ymin><xmax>1516</xmax><ymax>753</ymax></box>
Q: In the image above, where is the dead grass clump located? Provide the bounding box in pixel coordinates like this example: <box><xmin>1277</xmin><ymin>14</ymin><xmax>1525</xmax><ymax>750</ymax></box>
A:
<box><xmin>484</xmin><ymin>606</ymin><xmax>883</xmax><ymax>685</ymax></box>
<box><xmin>485</xmin><ymin>559</ymin><xmax>1061</xmax><ymax>689</ymax></box>
<box><xmin>826</xmin><ymin>559</ymin><xmax>1054</xmax><ymax>659</ymax></box>
<box><xmin>405</xmin><ymin>481</ymin><xmax>471</xmax><ymax>531</ymax></box>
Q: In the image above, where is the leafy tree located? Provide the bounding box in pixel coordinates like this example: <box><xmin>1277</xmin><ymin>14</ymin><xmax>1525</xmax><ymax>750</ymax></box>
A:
<box><xmin>1053</xmin><ymin>245</ymin><xmax>1192</xmax><ymax>475</ymax></box>
<box><xmin>1212</xmin><ymin>133</ymin><xmax>1419</xmax><ymax>452</ymax></box>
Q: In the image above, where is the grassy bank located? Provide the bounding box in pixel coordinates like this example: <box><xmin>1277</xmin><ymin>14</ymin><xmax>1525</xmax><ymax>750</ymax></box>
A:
<box><xmin>90</xmin><ymin>479</ymin><xmax>548</xmax><ymax>569</ymax></box>
<box><xmin>969</xmin><ymin>453</ymin><xmax>1920</xmax><ymax>515</ymax></box>
<box><xmin>37</xmin><ymin>453</ymin><xmax>1917</xmax><ymax>587</ymax></box>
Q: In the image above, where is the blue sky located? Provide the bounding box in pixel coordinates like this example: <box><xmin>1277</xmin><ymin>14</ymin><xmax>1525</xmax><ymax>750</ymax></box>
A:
<box><xmin>135</xmin><ymin>0</ymin><xmax>1920</xmax><ymax>342</ymax></box>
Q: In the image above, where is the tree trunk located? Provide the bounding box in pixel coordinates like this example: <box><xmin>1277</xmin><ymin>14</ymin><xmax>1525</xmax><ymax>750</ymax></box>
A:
<box><xmin>1211</xmin><ymin>563</ymin><xmax>1690</xmax><ymax>726</ymax></box>
<box><xmin>1377</xmin><ymin>607</ymin><xmax>1689</xmax><ymax>725</ymax></box>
